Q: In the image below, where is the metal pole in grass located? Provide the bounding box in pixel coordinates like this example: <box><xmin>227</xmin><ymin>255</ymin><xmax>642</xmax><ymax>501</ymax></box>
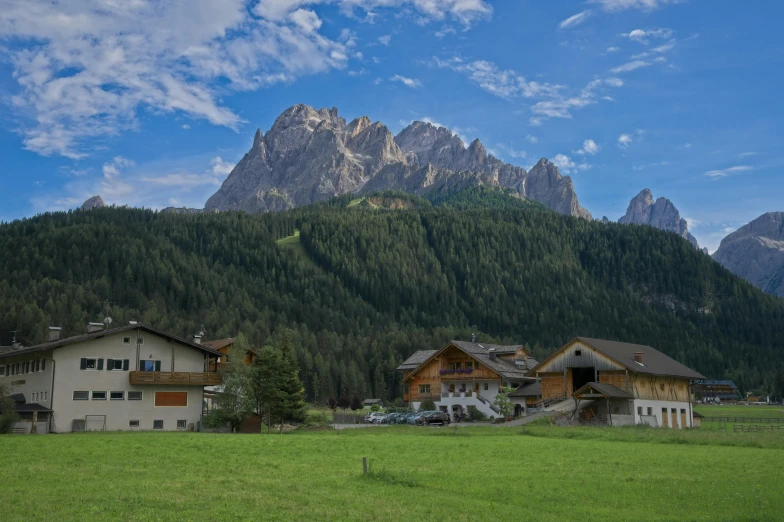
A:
<box><xmin>363</xmin><ymin>457</ymin><xmax>368</xmax><ymax>475</ymax></box>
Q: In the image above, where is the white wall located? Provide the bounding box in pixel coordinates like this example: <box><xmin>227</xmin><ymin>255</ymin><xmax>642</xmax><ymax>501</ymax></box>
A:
<box><xmin>633</xmin><ymin>399</ymin><xmax>692</xmax><ymax>429</ymax></box>
<box><xmin>50</xmin><ymin>330</ymin><xmax>207</xmax><ymax>432</ymax></box>
<box><xmin>0</xmin><ymin>349</ymin><xmax>55</xmax><ymax>409</ymax></box>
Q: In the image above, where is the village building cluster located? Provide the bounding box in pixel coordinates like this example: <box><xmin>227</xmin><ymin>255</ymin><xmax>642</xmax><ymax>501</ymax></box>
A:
<box><xmin>2</xmin><ymin>322</ymin><xmax>711</xmax><ymax>432</ymax></box>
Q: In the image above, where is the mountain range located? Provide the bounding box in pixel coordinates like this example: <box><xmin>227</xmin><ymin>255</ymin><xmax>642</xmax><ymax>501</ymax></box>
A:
<box><xmin>99</xmin><ymin>104</ymin><xmax>781</xmax><ymax>298</ymax></box>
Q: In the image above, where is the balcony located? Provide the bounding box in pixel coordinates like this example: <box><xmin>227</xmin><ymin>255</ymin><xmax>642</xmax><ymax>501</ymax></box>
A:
<box><xmin>129</xmin><ymin>371</ymin><xmax>222</xmax><ymax>386</ymax></box>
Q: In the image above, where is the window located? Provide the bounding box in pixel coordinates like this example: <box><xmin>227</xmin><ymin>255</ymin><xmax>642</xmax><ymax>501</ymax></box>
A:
<box><xmin>25</xmin><ymin>361</ymin><xmax>30</xmax><ymax>373</ymax></box>
<box><xmin>110</xmin><ymin>391</ymin><xmax>124</xmax><ymax>400</ymax></box>
<box><xmin>129</xmin><ymin>420</ymin><xmax>140</xmax><ymax>428</ymax></box>
<box><xmin>73</xmin><ymin>391</ymin><xmax>89</xmax><ymax>400</ymax></box>
<box><xmin>465</xmin><ymin>361</ymin><xmax>473</xmax><ymax>370</ymax></box>
<box><xmin>575</xmin><ymin>350</ymin><xmax>582</xmax><ymax>356</ymax></box>
<box><xmin>138</xmin><ymin>337</ymin><xmax>145</xmax><ymax>345</ymax></box>
<box><xmin>139</xmin><ymin>360</ymin><xmax>161</xmax><ymax>372</ymax></box>
<box><xmin>34</xmin><ymin>359</ymin><xmax>40</xmax><ymax>372</ymax></box>
<box><xmin>128</xmin><ymin>391</ymin><xmax>143</xmax><ymax>401</ymax></box>
<box><xmin>0</xmin><ymin>366</ymin><xmax>4</xmax><ymax>376</ymax></box>
<box><xmin>647</xmin><ymin>407</ymin><xmax>653</xmax><ymax>415</ymax></box>
<box><xmin>153</xmin><ymin>420</ymin><xmax>163</xmax><ymax>430</ymax></box>
<box><xmin>80</xmin><ymin>358</ymin><xmax>102</xmax><ymax>370</ymax></box>
<box><xmin>91</xmin><ymin>391</ymin><xmax>107</xmax><ymax>400</ymax></box>
<box><xmin>680</xmin><ymin>409</ymin><xmax>686</xmax><ymax>414</ymax></box>
<box><xmin>177</xmin><ymin>420</ymin><xmax>187</xmax><ymax>430</ymax></box>
<box><xmin>418</xmin><ymin>384</ymin><xmax>431</xmax><ymax>395</ymax></box>
<box><xmin>44</xmin><ymin>391</ymin><xmax>47</xmax><ymax>401</ymax></box>
<box><xmin>449</xmin><ymin>362</ymin><xmax>461</xmax><ymax>370</ymax></box>
<box><xmin>107</xmin><ymin>359</ymin><xmax>129</xmax><ymax>371</ymax></box>
<box><xmin>41</xmin><ymin>359</ymin><xmax>46</xmax><ymax>371</ymax></box>
<box><xmin>484</xmin><ymin>383</ymin><xmax>489</xmax><ymax>391</ymax></box>
<box><xmin>637</xmin><ymin>406</ymin><xmax>643</xmax><ymax>415</ymax></box>
<box><xmin>123</xmin><ymin>337</ymin><xmax>131</xmax><ymax>344</ymax></box>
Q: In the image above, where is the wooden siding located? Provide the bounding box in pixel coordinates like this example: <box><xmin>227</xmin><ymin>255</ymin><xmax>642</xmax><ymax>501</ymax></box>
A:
<box><xmin>404</xmin><ymin>345</ymin><xmax>503</xmax><ymax>402</ymax></box>
<box><xmin>130</xmin><ymin>371</ymin><xmax>222</xmax><ymax>386</ymax></box>
<box><xmin>540</xmin><ymin>373</ymin><xmax>566</xmax><ymax>400</ymax></box>
<box><xmin>535</xmin><ymin>341</ymin><xmax>625</xmax><ymax>373</ymax></box>
<box><xmin>630</xmin><ymin>375</ymin><xmax>691</xmax><ymax>401</ymax></box>
<box><xmin>599</xmin><ymin>370</ymin><xmax>630</xmax><ymax>392</ymax></box>
<box><xmin>154</xmin><ymin>391</ymin><xmax>188</xmax><ymax>407</ymax></box>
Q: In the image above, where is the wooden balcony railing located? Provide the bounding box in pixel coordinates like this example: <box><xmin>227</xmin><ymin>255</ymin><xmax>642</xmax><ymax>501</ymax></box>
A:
<box><xmin>129</xmin><ymin>371</ymin><xmax>223</xmax><ymax>386</ymax></box>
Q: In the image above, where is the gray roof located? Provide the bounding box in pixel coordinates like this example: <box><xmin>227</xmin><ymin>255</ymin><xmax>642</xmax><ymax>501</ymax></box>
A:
<box><xmin>449</xmin><ymin>341</ymin><xmax>535</xmax><ymax>380</ymax></box>
<box><xmin>574</xmin><ymin>382</ymin><xmax>633</xmax><ymax>399</ymax></box>
<box><xmin>575</xmin><ymin>337</ymin><xmax>705</xmax><ymax>379</ymax></box>
<box><xmin>0</xmin><ymin>324</ymin><xmax>223</xmax><ymax>360</ymax></box>
<box><xmin>363</xmin><ymin>399</ymin><xmax>383</xmax><ymax>404</ymax></box>
<box><xmin>508</xmin><ymin>381</ymin><xmax>541</xmax><ymax>398</ymax></box>
<box><xmin>397</xmin><ymin>350</ymin><xmax>438</xmax><ymax>371</ymax></box>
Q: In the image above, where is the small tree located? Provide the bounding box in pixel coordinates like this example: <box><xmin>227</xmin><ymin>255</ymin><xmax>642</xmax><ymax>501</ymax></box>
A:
<box><xmin>327</xmin><ymin>397</ymin><xmax>337</xmax><ymax>411</ymax></box>
<box><xmin>370</xmin><ymin>404</ymin><xmax>380</xmax><ymax>412</ymax></box>
<box><xmin>336</xmin><ymin>395</ymin><xmax>350</xmax><ymax>412</ymax></box>
<box><xmin>0</xmin><ymin>385</ymin><xmax>19</xmax><ymax>434</ymax></box>
<box><xmin>350</xmin><ymin>395</ymin><xmax>362</xmax><ymax>411</ymax></box>
<box><xmin>204</xmin><ymin>334</ymin><xmax>254</xmax><ymax>432</ymax></box>
<box><xmin>493</xmin><ymin>387</ymin><xmax>514</xmax><ymax>419</ymax></box>
<box><xmin>419</xmin><ymin>399</ymin><xmax>436</xmax><ymax>411</ymax></box>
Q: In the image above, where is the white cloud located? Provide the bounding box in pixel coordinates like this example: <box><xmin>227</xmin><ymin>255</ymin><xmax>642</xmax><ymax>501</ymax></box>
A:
<box><xmin>390</xmin><ymin>74</ymin><xmax>422</xmax><ymax>88</ymax></box>
<box><xmin>211</xmin><ymin>156</ymin><xmax>236</xmax><ymax>176</ymax></box>
<box><xmin>4</xmin><ymin>0</ymin><xmax>493</xmax><ymax>159</ymax></box>
<box><xmin>432</xmin><ymin>57</ymin><xmax>564</xmax><ymax>99</ymax></box>
<box><xmin>529</xmin><ymin>77</ymin><xmax>623</xmax><ymax>121</ymax></box>
<box><xmin>606</xmin><ymin>46</ymin><xmax>620</xmax><ymax>53</ymax></box>
<box><xmin>526</xmin><ymin>135</ymin><xmax>538</xmax><ymax>144</ymax></box>
<box><xmin>704</xmin><ymin>165</ymin><xmax>753</xmax><ymax>179</ymax></box>
<box><xmin>552</xmin><ymin>153</ymin><xmax>590</xmax><ymax>174</ymax></box>
<box><xmin>576</xmin><ymin>139</ymin><xmax>600</xmax><ymax>155</ymax></box>
<box><xmin>559</xmin><ymin>10</ymin><xmax>592</xmax><ymax>29</ymax></box>
<box><xmin>378</xmin><ymin>34</ymin><xmax>392</xmax><ymax>46</ymax></box>
<box><xmin>618</xmin><ymin>134</ymin><xmax>633</xmax><ymax>148</ymax></box>
<box><xmin>621</xmin><ymin>28</ymin><xmax>673</xmax><ymax>44</ymax></box>
<box><xmin>182</xmin><ymin>124</ymin><xmax>191</xmax><ymax>130</ymax></box>
<box><xmin>592</xmin><ymin>0</ymin><xmax>685</xmax><ymax>11</ymax></box>
<box><xmin>738</xmin><ymin>151</ymin><xmax>757</xmax><ymax>157</ymax></box>
<box><xmin>495</xmin><ymin>144</ymin><xmax>527</xmax><ymax>159</ymax></box>
<box><xmin>610</xmin><ymin>60</ymin><xmax>652</xmax><ymax>73</ymax></box>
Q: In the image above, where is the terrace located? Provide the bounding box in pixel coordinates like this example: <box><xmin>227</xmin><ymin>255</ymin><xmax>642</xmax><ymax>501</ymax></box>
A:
<box><xmin>129</xmin><ymin>371</ymin><xmax>222</xmax><ymax>386</ymax></box>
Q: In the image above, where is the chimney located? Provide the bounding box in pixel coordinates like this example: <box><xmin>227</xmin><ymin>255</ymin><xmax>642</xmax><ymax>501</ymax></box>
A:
<box><xmin>87</xmin><ymin>322</ymin><xmax>104</xmax><ymax>334</ymax></box>
<box><xmin>48</xmin><ymin>326</ymin><xmax>62</xmax><ymax>342</ymax></box>
<box><xmin>488</xmin><ymin>348</ymin><xmax>496</xmax><ymax>362</ymax></box>
<box><xmin>471</xmin><ymin>332</ymin><xmax>477</xmax><ymax>343</ymax></box>
<box><xmin>193</xmin><ymin>334</ymin><xmax>202</xmax><ymax>345</ymax></box>
<box><xmin>634</xmin><ymin>352</ymin><xmax>644</xmax><ymax>364</ymax></box>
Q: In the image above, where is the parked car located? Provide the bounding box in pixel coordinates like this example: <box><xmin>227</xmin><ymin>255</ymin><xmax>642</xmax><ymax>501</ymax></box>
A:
<box><xmin>386</xmin><ymin>413</ymin><xmax>400</xmax><ymax>424</ymax></box>
<box><xmin>396</xmin><ymin>413</ymin><xmax>413</xmax><ymax>424</ymax></box>
<box><xmin>408</xmin><ymin>412</ymin><xmax>429</xmax><ymax>425</ymax></box>
<box><xmin>365</xmin><ymin>412</ymin><xmax>386</xmax><ymax>424</ymax></box>
<box><xmin>416</xmin><ymin>411</ymin><xmax>450</xmax><ymax>426</ymax></box>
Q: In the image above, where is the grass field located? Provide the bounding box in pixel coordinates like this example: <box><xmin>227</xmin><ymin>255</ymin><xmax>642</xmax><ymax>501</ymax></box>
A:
<box><xmin>2</xmin><ymin>425</ymin><xmax>783</xmax><ymax>521</ymax></box>
<box><xmin>693</xmin><ymin>404</ymin><xmax>784</xmax><ymax>431</ymax></box>
<box><xmin>276</xmin><ymin>230</ymin><xmax>316</xmax><ymax>268</ymax></box>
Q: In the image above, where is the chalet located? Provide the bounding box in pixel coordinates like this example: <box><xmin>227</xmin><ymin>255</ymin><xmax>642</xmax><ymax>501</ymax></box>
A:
<box><xmin>0</xmin><ymin>323</ymin><xmax>222</xmax><ymax>433</ymax></box>
<box><xmin>532</xmin><ymin>337</ymin><xmax>705</xmax><ymax>428</ymax></box>
<box><xmin>201</xmin><ymin>337</ymin><xmax>257</xmax><ymax>371</ymax></box>
<box><xmin>696</xmin><ymin>379</ymin><xmax>740</xmax><ymax>403</ymax></box>
<box><xmin>397</xmin><ymin>340</ymin><xmax>538</xmax><ymax>418</ymax></box>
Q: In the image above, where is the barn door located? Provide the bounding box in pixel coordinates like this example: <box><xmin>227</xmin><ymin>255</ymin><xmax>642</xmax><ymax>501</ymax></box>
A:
<box><xmin>661</xmin><ymin>408</ymin><xmax>669</xmax><ymax>428</ymax></box>
<box><xmin>680</xmin><ymin>409</ymin><xmax>687</xmax><ymax>428</ymax></box>
<box><xmin>671</xmin><ymin>409</ymin><xmax>678</xmax><ymax>429</ymax></box>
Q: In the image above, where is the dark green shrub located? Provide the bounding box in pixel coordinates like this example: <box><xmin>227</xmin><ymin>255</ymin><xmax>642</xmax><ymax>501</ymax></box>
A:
<box><xmin>419</xmin><ymin>399</ymin><xmax>436</xmax><ymax>411</ymax></box>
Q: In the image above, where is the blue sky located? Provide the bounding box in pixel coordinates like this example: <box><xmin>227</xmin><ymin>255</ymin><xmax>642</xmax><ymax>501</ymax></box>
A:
<box><xmin>1</xmin><ymin>0</ymin><xmax>782</xmax><ymax>251</ymax></box>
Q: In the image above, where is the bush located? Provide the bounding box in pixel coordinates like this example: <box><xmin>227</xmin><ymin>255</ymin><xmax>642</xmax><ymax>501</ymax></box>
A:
<box><xmin>0</xmin><ymin>387</ymin><xmax>19</xmax><ymax>434</ymax></box>
<box><xmin>467</xmin><ymin>405</ymin><xmax>487</xmax><ymax>422</ymax></box>
<box><xmin>350</xmin><ymin>395</ymin><xmax>362</xmax><ymax>411</ymax></box>
<box><xmin>370</xmin><ymin>404</ymin><xmax>380</xmax><ymax>412</ymax></box>
<box><xmin>419</xmin><ymin>399</ymin><xmax>436</xmax><ymax>412</ymax></box>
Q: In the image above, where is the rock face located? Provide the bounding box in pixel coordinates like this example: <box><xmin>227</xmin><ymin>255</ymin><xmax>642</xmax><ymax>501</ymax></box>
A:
<box><xmin>81</xmin><ymin>195</ymin><xmax>106</xmax><ymax>210</ymax></box>
<box><xmin>618</xmin><ymin>189</ymin><xmax>698</xmax><ymax>248</ymax></box>
<box><xmin>205</xmin><ymin>105</ymin><xmax>591</xmax><ymax>218</ymax></box>
<box><xmin>713</xmin><ymin>212</ymin><xmax>784</xmax><ymax>297</ymax></box>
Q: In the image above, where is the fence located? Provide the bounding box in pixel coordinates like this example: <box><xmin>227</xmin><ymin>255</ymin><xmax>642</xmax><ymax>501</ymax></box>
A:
<box><xmin>702</xmin><ymin>416</ymin><xmax>784</xmax><ymax>423</ymax></box>
<box><xmin>332</xmin><ymin>413</ymin><xmax>366</xmax><ymax>424</ymax></box>
<box><xmin>733</xmin><ymin>424</ymin><xmax>784</xmax><ymax>432</ymax></box>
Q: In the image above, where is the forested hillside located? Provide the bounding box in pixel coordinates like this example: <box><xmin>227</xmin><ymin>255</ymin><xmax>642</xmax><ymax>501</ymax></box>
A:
<box><xmin>1</xmin><ymin>189</ymin><xmax>782</xmax><ymax>400</ymax></box>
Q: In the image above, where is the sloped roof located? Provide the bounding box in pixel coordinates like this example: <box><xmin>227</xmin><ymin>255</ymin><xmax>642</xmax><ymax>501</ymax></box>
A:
<box><xmin>576</xmin><ymin>337</ymin><xmax>705</xmax><ymax>379</ymax></box>
<box><xmin>696</xmin><ymin>379</ymin><xmax>738</xmax><ymax>388</ymax></box>
<box><xmin>509</xmin><ymin>381</ymin><xmax>541</xmax><ymax>397</ymax></box>
<box><xmin>574</xmin><ymin>382</ymin><xmax>633</xmax><ymax>399</ymax></box>
<box><xmin>202</xmin><ymin>338</ymin><xmax>235</xmax><ymax>351</ymax></box>
<box><xmin>0</xmin><ymin>324</ymin><xmax>223</xmax><ymax>360</ymax></box>
<box><xmin>399</xmin><ymin>341</ymin><xmax>536</xmax><ymax>381</ymax></box>
<box><xmin>397</xmin><ymin>350</ymin><xmax>438</xmax><ymax>371</ymax></box>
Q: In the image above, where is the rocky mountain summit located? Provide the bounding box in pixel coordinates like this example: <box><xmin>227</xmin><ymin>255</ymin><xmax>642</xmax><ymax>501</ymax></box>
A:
<box><xmin>81</xmin><ymin>195</ymin><xmax>106</xmax><ymax>210</ymax></box>
<box><xmin>619</xmin><ymin>189</ymin><xmax>699</xmax><ymax>248</ymax></box>
<box><xmin>205</xmin><ymin>105</ymin><xmax>591</xmax><ymax>218</ymax></box>
<box><xmin>713</xmin><ymin>212</ymin><xmax>784</xmax><ymax>297</ymax></box>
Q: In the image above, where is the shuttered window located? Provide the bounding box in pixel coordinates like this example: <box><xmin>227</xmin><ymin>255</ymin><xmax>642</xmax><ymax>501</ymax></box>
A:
<box><xmin>155</xmin><ymin>391</ymin><xmax>187</xmax><ymax>407</ymax></box>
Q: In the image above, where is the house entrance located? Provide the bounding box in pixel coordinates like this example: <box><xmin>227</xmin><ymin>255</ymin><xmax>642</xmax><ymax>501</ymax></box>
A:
<box><xmin>571</xmin><ymin>367</ymin><xmax>595</xmax><ymax>393</ymax></box>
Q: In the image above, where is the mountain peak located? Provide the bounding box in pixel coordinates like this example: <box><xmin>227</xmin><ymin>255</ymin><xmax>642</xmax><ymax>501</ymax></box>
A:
<box><xmin>619</xmin><ymin>189</ymin><xmax>698</xmax><ymax>248</ymax></box>
<box><xmin>81</xmin><ymin>195</ymin><xmax>105</xmax><ymax>210</ymax></box>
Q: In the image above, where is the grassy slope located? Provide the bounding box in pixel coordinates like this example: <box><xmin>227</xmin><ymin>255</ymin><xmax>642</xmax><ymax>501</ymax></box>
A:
<box><xmin>1</xmin><ymin>428</ymin><xmax>782</xmax><ymax>521</ymax></box>
<box><xmin>276</xmin><ymin>230</ymin><xmax>317</xmax><ymax>268</ymax></box>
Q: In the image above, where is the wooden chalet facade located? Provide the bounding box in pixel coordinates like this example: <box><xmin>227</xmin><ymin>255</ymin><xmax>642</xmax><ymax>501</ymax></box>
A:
<box><xmin>532</xmin><ymin>337</ymin><xmax>705</xmax><ymax>428</ymax></box>
<box><xmin>397</xmin><ymin>340</ymin><xmax>538</xmax><ymax>418</ymax></box>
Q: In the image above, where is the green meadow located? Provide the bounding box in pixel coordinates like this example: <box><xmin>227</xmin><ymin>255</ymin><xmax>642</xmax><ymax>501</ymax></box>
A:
<box><xmin>2</xmin><ymin>426</ymin><xmax>783</xmax><ymax>521</ymax></box>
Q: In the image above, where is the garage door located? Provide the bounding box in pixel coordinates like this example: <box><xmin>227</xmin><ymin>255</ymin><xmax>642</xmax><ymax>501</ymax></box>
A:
<box><xmin>155</xmin><ymin>391</ymin><xmax>188</xmax><ymax>407</ymax></box>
